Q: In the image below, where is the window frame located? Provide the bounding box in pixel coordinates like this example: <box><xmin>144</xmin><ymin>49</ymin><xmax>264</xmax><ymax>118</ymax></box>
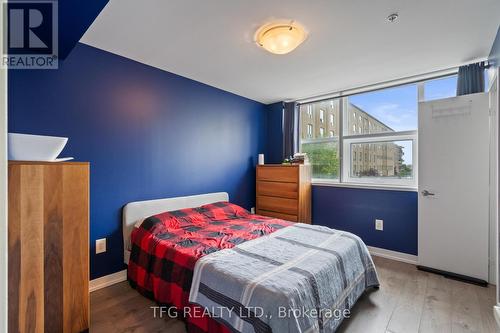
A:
<box><xmin>298</xmin><ymin>94</ymin><xmax>419</xmax><ymax>189</ymax></box>
<box><xmin>298</xmin><ymin>72</ymin><xmax>462</xmax><ymax>189</ymax></box>
<box><xmin>297</xmin><ymin>74</ymin><xmax>464</xmax><ymax>189</ymax></box>
<box><xmin>342</xmin><ymin>131</ymin><xmax>418</xmax><ymax>188</ymax></box>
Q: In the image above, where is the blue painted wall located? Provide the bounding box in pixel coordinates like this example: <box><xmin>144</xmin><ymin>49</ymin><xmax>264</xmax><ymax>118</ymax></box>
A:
<box><xmin>265</xmin><ymin>102</ymin><xmax>283</xmax><ymax>164</ymax></box>
<box><xmin>8</xmin><ymin>43</ymin><xmax>267</xmax><ymax>279</ymax></box>
<box><xmin>313</xmin><ymin>186</ymin><xmax>418</xmax><ymax>255</ymax></box>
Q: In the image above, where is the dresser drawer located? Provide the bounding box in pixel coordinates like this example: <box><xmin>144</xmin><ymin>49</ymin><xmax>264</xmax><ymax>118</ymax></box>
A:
<box><xmin>257</xmin><ymin>166</ymin><xmax>298</xmax><ymax>183</ymax></box>
<box><xmin>257</xmin><ymin>195</ymin><xmax>298</xmax><ymax>215</ymax></box>
<box><xmin>257</xmin><ymin>181</ymin><xmax>298</xmax><ymax>199</ymax></box>
<box><xmin>256</xmin><ymin>209</ymin><xmax>298</xmax><ymax>222</ymax></box>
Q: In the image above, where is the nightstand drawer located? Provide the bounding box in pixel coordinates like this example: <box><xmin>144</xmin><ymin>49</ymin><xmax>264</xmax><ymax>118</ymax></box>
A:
<box><xmin>256</xmin><ymin>209</ymin><xmax>298</xmax><ymax>222</ymax></box>
<box><xmin>257</xmin><ymin>181</ymin><xmax>298</xmax><ymax>199</ymax></box>
<box><xmin>257</xmin><ymin>195</ymin><xmax>298</xmax><ymax>215</ymax></box>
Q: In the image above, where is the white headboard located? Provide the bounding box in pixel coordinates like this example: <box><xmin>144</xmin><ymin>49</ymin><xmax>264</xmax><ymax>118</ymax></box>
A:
<box><xmin>122</xmin><ymin>192</ymin><xmax>229</xmax><ymax>264</ymax></box>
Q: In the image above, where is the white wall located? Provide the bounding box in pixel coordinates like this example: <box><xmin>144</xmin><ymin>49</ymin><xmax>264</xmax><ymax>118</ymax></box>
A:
<box><xmin>489</xmin><ymin>70</ymin><xmax>498</xmax><ymax>285</ymax></box>
<box><xmin>0</xmin><ymin>1</ymin><xmax>8</xmax><ymax>331</ymax></box>
<box><xmin>496</xmin><ymin>68</ymin><xmax>500</xmax><ymax>303</ymax></box>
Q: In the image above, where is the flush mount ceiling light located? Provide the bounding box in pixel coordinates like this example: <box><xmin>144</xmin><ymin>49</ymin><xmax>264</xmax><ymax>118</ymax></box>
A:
<box><xmin>255</xmin><ymin>21</ymin><xmax>307</xmax><ymax>55</ymax></box>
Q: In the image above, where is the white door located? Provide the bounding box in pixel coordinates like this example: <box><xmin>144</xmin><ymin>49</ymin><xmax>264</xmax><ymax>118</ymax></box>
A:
<box><xmin>418</xmin><ymin>93</ymin><xmax>490</xmax><ymax>281</ymax></box>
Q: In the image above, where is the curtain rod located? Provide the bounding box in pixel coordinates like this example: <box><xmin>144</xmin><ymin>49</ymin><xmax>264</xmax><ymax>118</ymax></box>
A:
<box><xmin>293</xmin><ymin>57</ymin><xmax>489</xmax><ymax>105</ymax></box>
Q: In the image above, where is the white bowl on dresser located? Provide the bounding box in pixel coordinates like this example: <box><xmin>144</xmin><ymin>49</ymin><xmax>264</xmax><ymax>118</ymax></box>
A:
<box><xmin>8</xmin><ymin>133</ymin><xmax>71</xmax><ymax>161</ymax></box>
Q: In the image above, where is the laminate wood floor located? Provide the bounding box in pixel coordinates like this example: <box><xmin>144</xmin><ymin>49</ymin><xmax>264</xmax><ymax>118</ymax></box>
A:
<box><xmin>90</xmin><ymin>256</ymin><xmax>499</xmax><ymax>333</ymax></box>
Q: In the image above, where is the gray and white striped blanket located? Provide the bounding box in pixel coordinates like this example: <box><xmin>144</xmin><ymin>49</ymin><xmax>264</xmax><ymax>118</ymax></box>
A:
<box><xmin>189</xmin><ymin>223</ymin><xmax>379</xmax><ymax>333</ymax></box>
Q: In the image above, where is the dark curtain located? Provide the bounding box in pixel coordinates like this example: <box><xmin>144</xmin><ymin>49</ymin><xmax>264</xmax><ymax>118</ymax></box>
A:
<box><xmin>457</xmin><ymin>62</ymin><xmax>485</xmax><ymax>96</ymax></box>
<box><xmin>283</xmin><ymin>101</ymin><xmax>299</xmax><ymax>160</ymax></box>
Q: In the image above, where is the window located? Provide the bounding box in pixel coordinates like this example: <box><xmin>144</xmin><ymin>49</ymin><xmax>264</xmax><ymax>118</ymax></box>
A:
<box><xmin>423</xmin><ymin>75</ymin><xmax>457</xmax><ymax>101</ymax></box>
<box><xmin>307</xmin><ymin>105</ymin><xmax>313</xmax><ymax>118</ymax></box>
<box><xmin>299</xmin><ymin>77</ymin><xmax>427</xmax><ymax>188</ymax></box>
<box><xmin>343</xmin><ymin>82</ymin><xmax>417</xmax><ymax>186</ymax></box>
<box><xmin>346</xmin><ymin>83</ymin><xmax>417</xmax><ymax>134</ymax></box>
<box><xmin>422</xmin><ymin>73</ymin><xmax>489</xmax><ymax>101</ymax></box>
<box><xmin>299</xmin><ymin>99</ymin><xmax>340</xmax><ymax>180</ymax></box>
<box><xmin>343</xmin><ymin>137</ymin><xmax>414</xmax><ymax>185</ymax></box>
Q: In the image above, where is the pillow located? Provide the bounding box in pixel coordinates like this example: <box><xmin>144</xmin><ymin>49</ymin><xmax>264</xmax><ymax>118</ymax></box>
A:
<box><xmin>167</xmin><ymin>207</ymin><xmax>211</xmax><ymax>225</ymax></box>
<box><xmin>151</xmin><ymin>211</ymin><xmax>181</xmax><ymax>229</ymax></box>
<box><xmin>199</xmin><ymin>201</ymin><xmax>250</xmax><ymax>220</ymax></box>
<box><xmin>141</xmin><ymin>207</ymin><xmax>210</xmax><ymax>232</ymax></box>
<box><xmin>139</xmin><ymin>212</ymin><xmax>180</xmax><ymax>233</ymax></box>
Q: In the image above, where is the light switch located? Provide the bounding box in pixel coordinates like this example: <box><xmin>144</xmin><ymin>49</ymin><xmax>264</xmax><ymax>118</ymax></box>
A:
<box><xmin>375</xmin><ymin>219</ymin><xmax>384</xmax><ymax>231</ymax></box>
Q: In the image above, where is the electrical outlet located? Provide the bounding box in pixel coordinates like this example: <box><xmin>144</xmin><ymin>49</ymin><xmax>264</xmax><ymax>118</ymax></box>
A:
<box><xmin>96</xmin><ymin>238</ymin><xmax>106</xmax><ymax>254</ymax></box>
<box><xmin>375</xmin><ymin>219</ymin><xmax>384</xmax><ymax>231</ymax></box>
<box><xmin>250</xmin><ymin>207</ymin><xmax>256</xmax><ymax>214</ymax></box>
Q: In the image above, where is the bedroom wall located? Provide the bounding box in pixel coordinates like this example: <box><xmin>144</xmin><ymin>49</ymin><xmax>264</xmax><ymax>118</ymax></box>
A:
<box><xmin>313</xmin><ymin>186</ymin><xmax>418</xmax><ymax>255</ymax></box>
<box><xmin>8</xmin><ymin>43</ymin><xmax>267</xmax><ymax>280</ymax></box>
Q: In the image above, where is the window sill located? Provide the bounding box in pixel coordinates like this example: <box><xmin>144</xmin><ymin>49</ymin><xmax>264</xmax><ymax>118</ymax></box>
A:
<box><xmin>312</xmin><ymin>180</ymin><xmax>418</xmax><ymax>192</ymax></box>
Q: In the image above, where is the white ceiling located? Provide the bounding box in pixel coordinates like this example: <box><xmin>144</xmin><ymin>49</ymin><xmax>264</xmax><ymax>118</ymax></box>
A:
<box><xmin>81</xmin><ymin>0</ymin><xmax>500</xmax><ymax>104</ymax></box>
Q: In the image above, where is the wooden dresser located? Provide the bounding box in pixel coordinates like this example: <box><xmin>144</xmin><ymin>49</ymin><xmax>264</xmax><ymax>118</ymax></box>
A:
<box><xmin>8</xmin><ymin>161</ymin><xmax>90</xmax><ymax>333</ymax></box>
<box><xmin>256</xmin><ymin>164</ymin><xmax>311</xmax><ymax>223</ymax></box>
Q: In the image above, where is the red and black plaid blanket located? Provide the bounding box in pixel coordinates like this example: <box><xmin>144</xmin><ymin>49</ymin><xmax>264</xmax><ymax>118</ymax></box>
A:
<box><xmin>127</xmin><ymin>201</ymin><xmax>291</xmax><ymax>333</ymax></box>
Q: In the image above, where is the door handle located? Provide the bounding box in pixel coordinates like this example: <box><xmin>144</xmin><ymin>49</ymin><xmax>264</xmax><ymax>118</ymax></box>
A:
<box><xmin>421</xmin><ymin>190</ymin><xmax>435</xmax><ymax>196</ymax></box>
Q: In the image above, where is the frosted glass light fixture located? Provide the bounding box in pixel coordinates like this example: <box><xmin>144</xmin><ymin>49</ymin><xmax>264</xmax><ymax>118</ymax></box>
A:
<box><xmin>255</xmin><ymin>21</ymin><xmax>307</xmax><ymax>55</ymax></box>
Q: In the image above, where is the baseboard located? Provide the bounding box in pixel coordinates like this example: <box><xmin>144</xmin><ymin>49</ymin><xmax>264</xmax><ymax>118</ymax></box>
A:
<box><xmin>367</xmin><ymin>246</ymin><xmax>418</xmax><ymax>265</ymax></box>
<box><xmin>89</xmin><ymin>269</ymin><xmax>127</xmax><ymax>292</ymax></box>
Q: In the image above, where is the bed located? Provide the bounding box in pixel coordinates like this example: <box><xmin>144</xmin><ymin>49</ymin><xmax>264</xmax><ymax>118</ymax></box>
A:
<box><xmin>124</xmin><ymin>192</ymin><xmax>379</xmax><ymax>333</ymax></box>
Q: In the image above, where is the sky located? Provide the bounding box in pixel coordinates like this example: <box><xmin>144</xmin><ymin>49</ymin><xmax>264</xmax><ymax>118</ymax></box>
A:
<box><xmin>348</xmin><ymin>75</ymin><xmax>458</xmax><ymax>165</ymax></box>
<box><xmin>348</xmin><ymin>75</ymin><xmax>457</xmax><ymax>132</ymax></box>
